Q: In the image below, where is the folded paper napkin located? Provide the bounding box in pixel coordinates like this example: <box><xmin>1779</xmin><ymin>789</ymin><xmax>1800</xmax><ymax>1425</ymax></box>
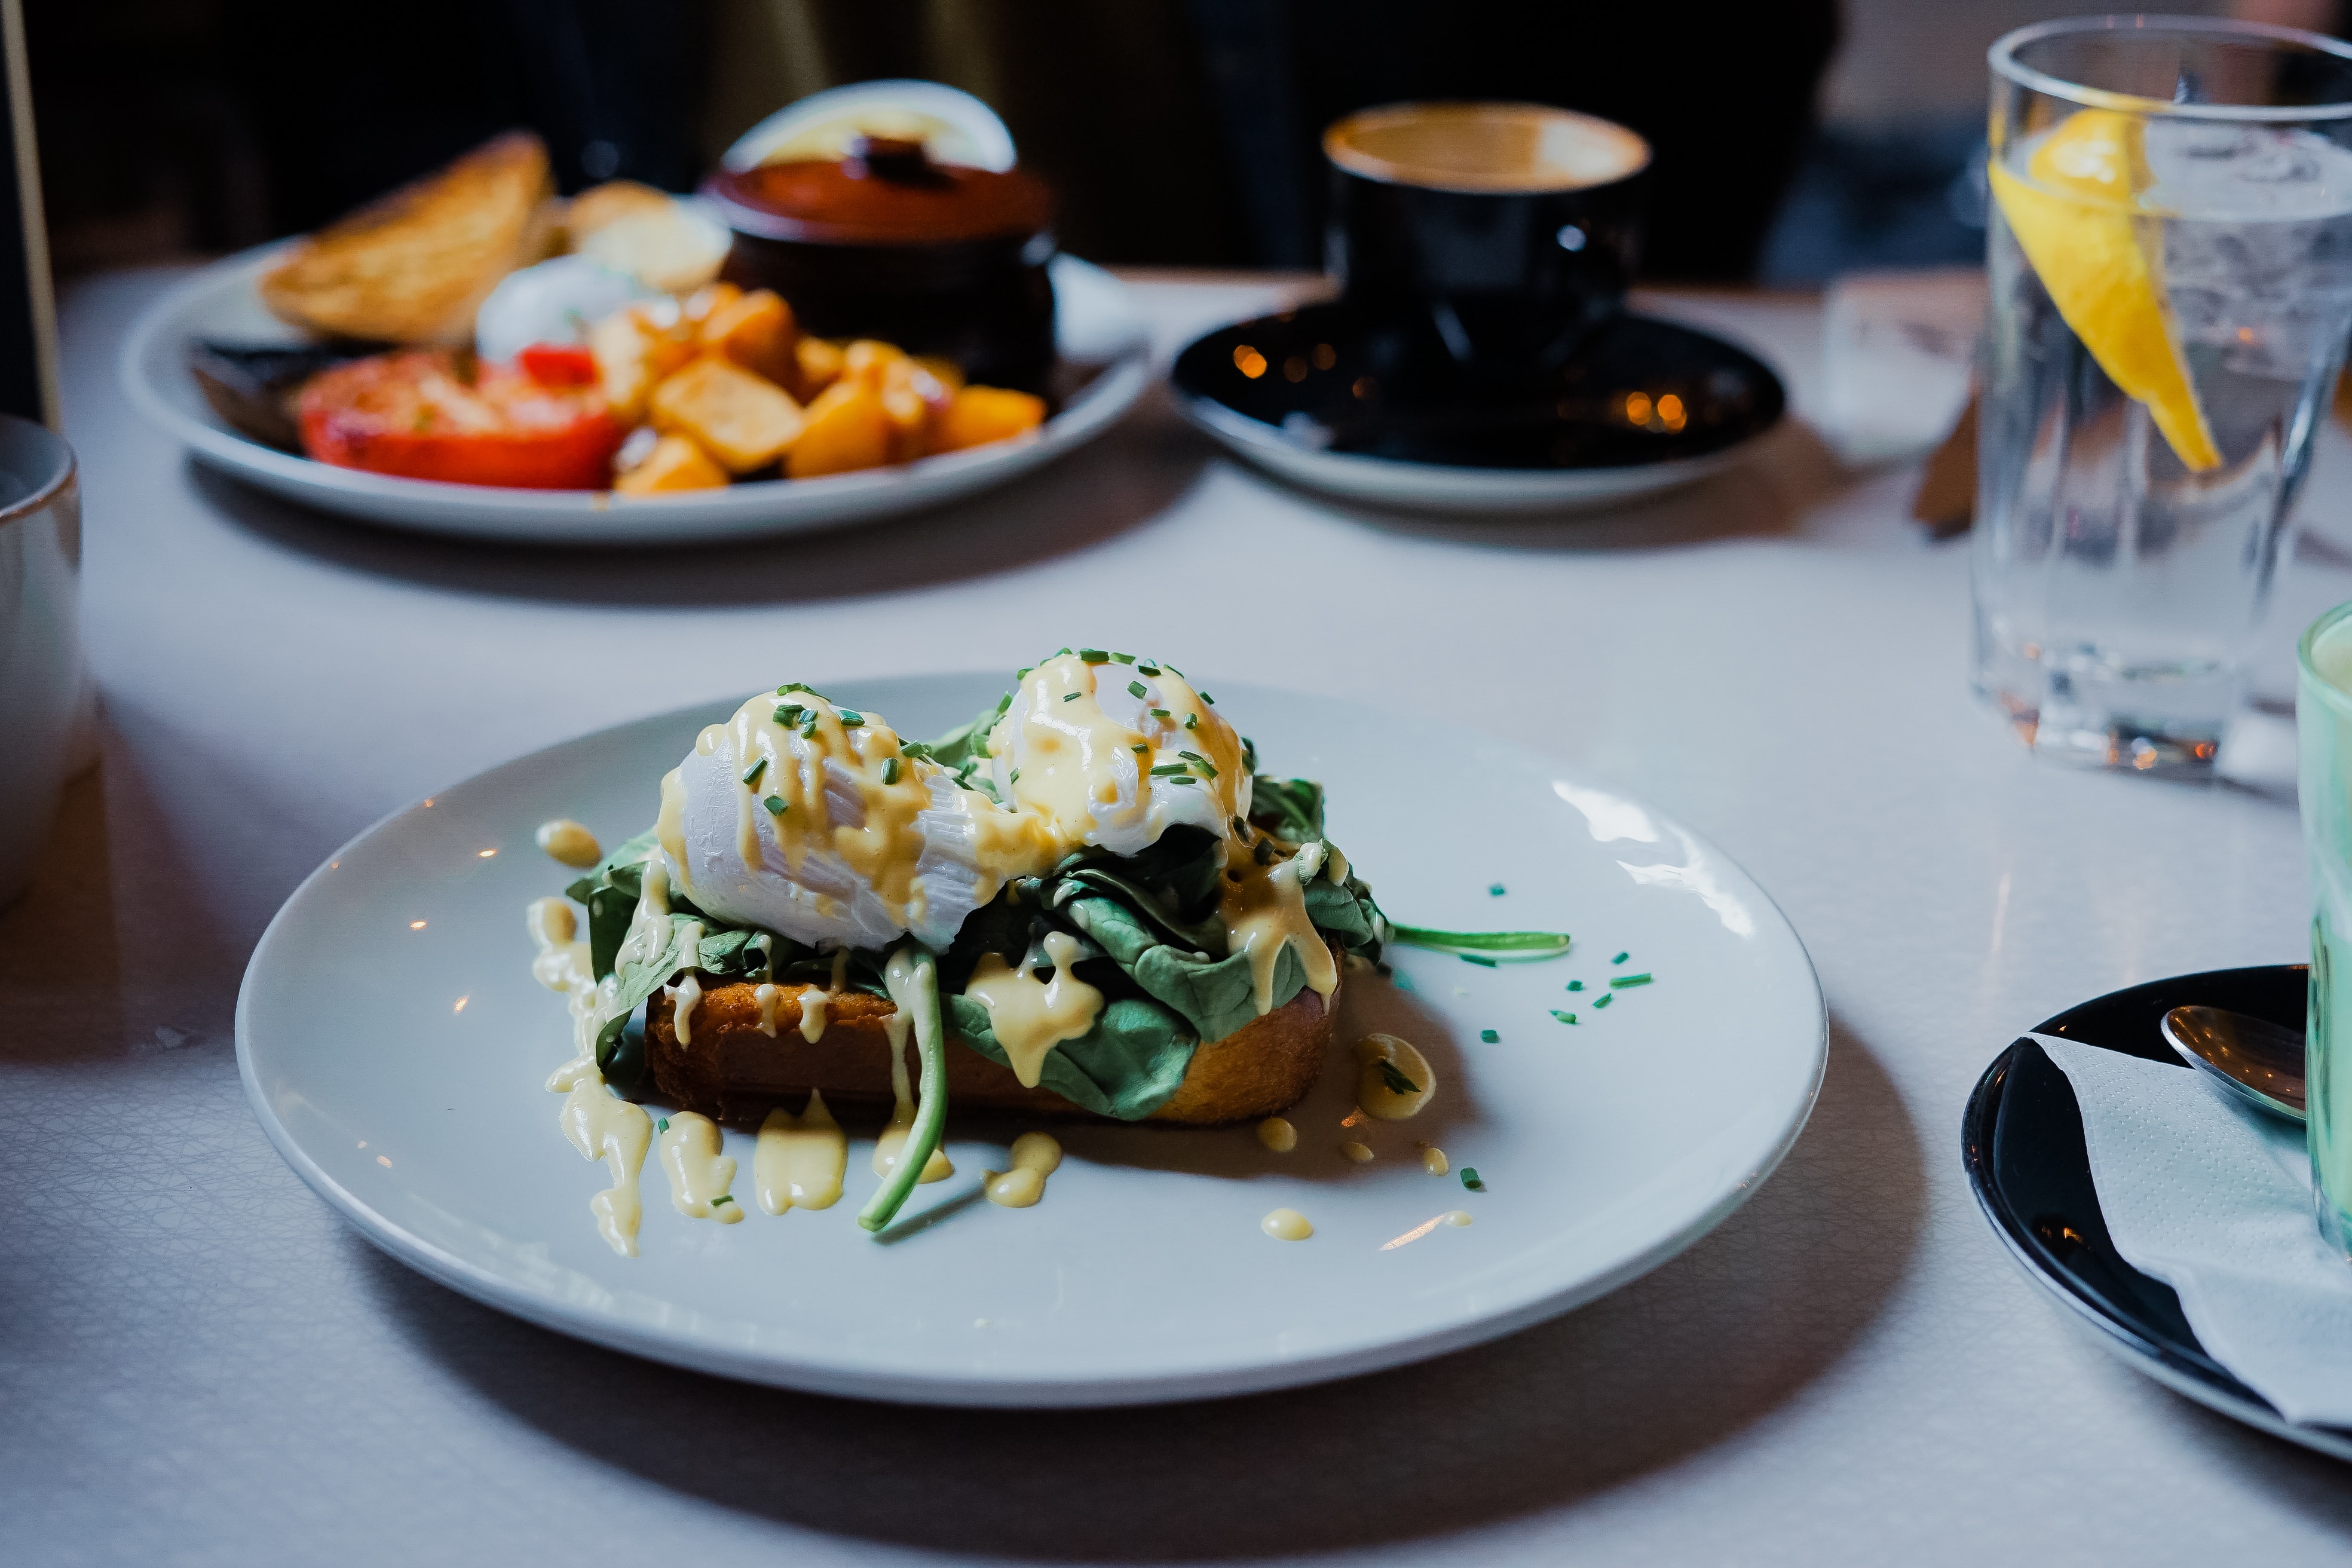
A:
<box><xmin>2033</xmin><ymin>1035</ymin><xmax>2352</xmax><ymax>1426</ymax></box>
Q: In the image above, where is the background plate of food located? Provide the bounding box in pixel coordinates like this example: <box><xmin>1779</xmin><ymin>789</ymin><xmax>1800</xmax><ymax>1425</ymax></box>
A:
<box><xmin>235</xmin><ymin>665</ymin><xmax>1827</xmax><ymax>1407</ymax></box>
<box><xmin>120</xmin><ymin>126</ymin><xmax>1150</xmax><ymax>546</ymax></box>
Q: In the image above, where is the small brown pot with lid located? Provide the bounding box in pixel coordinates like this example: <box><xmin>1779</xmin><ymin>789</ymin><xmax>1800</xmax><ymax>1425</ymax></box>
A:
<box><xmin>704</xmin><ymin>136</ymin><xmax>1057</xmax><ymax>395</ymax></box>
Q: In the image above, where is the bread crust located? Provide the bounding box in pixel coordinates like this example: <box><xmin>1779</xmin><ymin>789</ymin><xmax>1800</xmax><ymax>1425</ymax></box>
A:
<box><xmin>259</xmin><ymin>131</ymin><xmax>555</xmax><ymax>345</ymax></box>
<box><xmin>644</xmin><ymin>960</ymin><xmax>1339</xmax><ymax>1129</ymax></box>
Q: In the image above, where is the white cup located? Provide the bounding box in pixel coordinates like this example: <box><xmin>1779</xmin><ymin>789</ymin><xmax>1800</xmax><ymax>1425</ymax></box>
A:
<box><xmin>0</xmin><ymin>416</ymin><xmax>85</xmax><ymax>908</ymax></box>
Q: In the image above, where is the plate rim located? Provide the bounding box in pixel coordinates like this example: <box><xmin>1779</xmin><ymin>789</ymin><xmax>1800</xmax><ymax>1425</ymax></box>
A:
<box><xmin>119</xmin><ymin>247</ymin><xmax>1151</xmax><ymax>546</ymax></box>
<box><xmin>1961</xmin><ymin>964</ymin><xmax>2352</xmax><ymax>1462</ymax></box>
<box><xmin>237</xmin><ymin>678</ymin><xmax>1829</xmax><ymax>1407</ymax></box>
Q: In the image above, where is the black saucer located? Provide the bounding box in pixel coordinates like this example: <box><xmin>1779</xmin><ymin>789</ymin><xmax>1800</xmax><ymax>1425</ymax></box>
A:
<box><xmin>1168</xmin><ymin>301</ymin><xmax>1785</xmax><ymax>473</ymax></box>
<box><xmin>1964</xmin><ymin>963</ymin><xmax>2352</xmax><ymax>1460</ymax></box>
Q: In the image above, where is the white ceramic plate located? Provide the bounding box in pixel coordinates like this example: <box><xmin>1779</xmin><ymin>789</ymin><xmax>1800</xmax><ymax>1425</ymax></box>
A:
<box><xmin>237</xmin><ymin>675</ymin><xmax>1826</xmax><ymax>1407</ymax></box>
<box><xmin>121</xmin><ymin>248</ymin><xmax>1149</xmax><ymax>546</ymax></box>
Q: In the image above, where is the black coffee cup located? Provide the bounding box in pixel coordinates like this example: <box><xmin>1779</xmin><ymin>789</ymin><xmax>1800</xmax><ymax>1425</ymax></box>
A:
<box><xmin>1324</xmin><ymin>102</ymin><xmax>1650</xmax><ymax>385</ymax></box>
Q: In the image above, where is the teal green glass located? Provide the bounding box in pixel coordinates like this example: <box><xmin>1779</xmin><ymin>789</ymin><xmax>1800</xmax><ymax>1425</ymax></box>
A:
<box><xmin>2300</xmin><ymin>602</ymin><xmax>2352</xmax><ymax>1257</ymax></box>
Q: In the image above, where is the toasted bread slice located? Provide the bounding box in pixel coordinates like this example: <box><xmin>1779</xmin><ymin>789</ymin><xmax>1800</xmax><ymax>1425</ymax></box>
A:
<box><xmin>645</xmin><ymin>963</ymin><xmax>1340</xmax><ymax>1129</ymax></box>
<box><xmin>259</xmin><ymin>132</ymin><xmax>555</xmax><ymax>345</ymax></box>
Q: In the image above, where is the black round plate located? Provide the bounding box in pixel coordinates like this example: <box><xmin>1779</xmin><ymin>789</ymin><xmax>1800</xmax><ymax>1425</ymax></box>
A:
<box><xmin>1964</xmin><ymin>963</ymin><xmax>2352</xmax><ymax>1459</ymax></box>
<box><xmin>1168</xmin><ymin>301</ymin><xmax>1785</xmax><ymax>472</ymax></box>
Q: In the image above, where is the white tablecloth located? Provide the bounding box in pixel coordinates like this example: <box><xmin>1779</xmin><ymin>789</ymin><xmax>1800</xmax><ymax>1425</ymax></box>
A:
<box><xmin>10</xmin><ymin>265</ymin><xmax>2352</xmax><ymax>1566</ymax></box>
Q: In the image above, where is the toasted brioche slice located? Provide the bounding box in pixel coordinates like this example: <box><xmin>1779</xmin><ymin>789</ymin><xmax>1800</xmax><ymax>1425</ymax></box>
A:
<box><xmin>645</xmin><ymin>963</ymin><xmax>1339</xmax><ymax>1129</ymax></box>
<box><xmin>259</xmin><ymin>132</ymin><xmax>556</xmax><ymax>345</ymax></box>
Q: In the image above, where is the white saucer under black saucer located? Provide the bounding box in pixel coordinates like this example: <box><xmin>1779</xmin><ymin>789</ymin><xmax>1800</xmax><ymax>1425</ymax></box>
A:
<box><xmin>1964</xmin><ymin>963</ymin><xmax>2352</xmax><ymax>1462</ymax></box>
<box><xmin>1169</xmin><ymin>302</ymin><xmax>1785</xmax><ymax>512</ymax></box>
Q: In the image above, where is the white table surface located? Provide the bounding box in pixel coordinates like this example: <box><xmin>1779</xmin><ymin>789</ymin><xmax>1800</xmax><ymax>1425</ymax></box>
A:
<box><xmin>10</xmin><ymin>264</ymin><xmax>2352</xmax><ymax>1566</ymax></box>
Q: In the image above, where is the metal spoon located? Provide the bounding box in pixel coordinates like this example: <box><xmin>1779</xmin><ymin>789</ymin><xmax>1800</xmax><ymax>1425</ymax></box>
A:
<box><xmin>2160</xmin><ymin>1005</ymin><xmax>2307</xmax><ymax>1121</ymax></box>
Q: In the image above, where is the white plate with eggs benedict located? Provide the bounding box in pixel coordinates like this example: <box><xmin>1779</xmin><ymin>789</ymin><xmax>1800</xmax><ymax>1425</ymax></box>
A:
<box><xmin>235</xmin><ymin>658</ymin><xmax>1825</xmax><ymax>1406</ymax></box>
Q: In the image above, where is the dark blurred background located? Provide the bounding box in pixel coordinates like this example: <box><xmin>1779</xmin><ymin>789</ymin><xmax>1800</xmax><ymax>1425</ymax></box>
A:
<box><xmin>22</xmin><ymin>0</ymin><xmax>2345</xmax><ymax>286</ymax></box>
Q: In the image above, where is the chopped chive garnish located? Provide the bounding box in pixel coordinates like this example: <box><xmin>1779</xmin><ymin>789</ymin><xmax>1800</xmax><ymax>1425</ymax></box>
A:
<box><xmin>1184</xmin><ymin>713</ymin><xmax>1199</xmax><ymax>730</ymax></box>
<box><xmin>1165</xmin><ymin>774</ymin><xmax>1198</xmax><ymax>786</ymax></box>
<box><xmin>1111</xmin><ymin>651</ymin><xmax>1135</xmax><ymax>664</ymax></box>
<box><xmin>1376</xmin><ymin>1059</ymin><xmax>1421</xmax><ymax>1095</ymax></box>
<box><xmin>1460</xmin><ymin>954</ymin><xmax>1497</xmax><ymax>967</ymax></box>
<box><xmin>1149</xmin><ymin>707</ymin><xmax>1171</xmax><ymax>719</ymax></box>
<box><xmin>740</xmin><ymin>757</ymin><xmax>768</xmax><ymax>786</ymax></box>
<box><xmin>774</xmin><ymin>703</ymin><xmax>803</xmax><ymax>724</ymax></box>
<box><xmin>1479</xmin><ymin>1028</ymin><xmax>1499</xmax><ymax>1043</ymax></box>
<box><xmin>1567</xmin><ymin>980</ymin><xmax>1584</xmax><ymax>991</ymax></box>
<box><xmin>1132</xmin><ymin>743</ymin><xmax>1149</xmax><ymax>754</ymax></box>
<box><xmin>882</xmin><ymin>757</ymin><xmax>901</xmax><ymax>785</ymax></box>
<box><xmin>1137</xmin><ymin>663</ymin><xmax>1160</xmax><ymax>676</ymax></box>
<box><xmin>1489</xmin><ymin>883</ymin><xmax>1506</xmax><ymax>896</ymax></box>
<box><xmin>1594</xmin><ymin>993</ymin><xmax>1613</xmax><ymax>1009</ymax></box>
<box><xmin>1460</xmin><ymin>1168</ymin><xmax>1486</xmax><ymax>1192</ymax></box>
<box><xmin>1150</xmin><ymin>763</ymin><xmax>1192</xmax><ymax>776</ymax></box>
<box><xmin>837</xmin><ymin>710</ymin><xmax>865</xmax><ymax>727</ymax></box>
<box><xmin>1179</xmin><ymin>750</ymin><xmax>1208</xmax><ymax>764</ymax></box>
<box><xmin>1127</xmin><ymin>680</ymin><xmax>1147</xmax><ymax>699</ymax></box>
<box><xmin>799</xmin><ymin>716</ymin><xmax>819</xmax><ymax>739</ymax></box>
<box><xmin>1200</xmin><ymin>693</ymin><xmax>1215</xmax><ymax>704</ymax></box>
<box><xmin>1014</xmin><ymin>666</ymin><xmax>1034</xmax><ymax>679</ymax></box>
<box><xmin>776</xmin><ymin>682</ymin><xmax>819</xmax><ymax>697</ymax></box>
<box><xmin>1009</xmin><ymin>769</ymin><xmax>1021</xmax><ymax>785</ymax></box>
<box><xmin>1162</xmin><ymin>662</ymin><xmax>1185</xmax><ymax>676</ymax></box>
<box><xmin>1392</xmin><ymin>970</ymin><xmax>1416</xmax><ymax>993</ymax></box>
<box><xmin>711</xmin><ymin>1194</ymin><xmax>734</xmax><ymax>1207</ymax></box>
<box><xmin>1056</xmin><ymin>647</ymin><xmax>1071</xmax><ymax>656</ymax></box>
<box><xmin>1610</xmin><ymin>973</ymin><xmax>1652</xmax><ymax>988</ymax></box>
<box><xmin>1079</xmin><ymin>648</ymin><xmax>1109</xmax><ymax>663</ymax></box>
<box><xmin>1391</xmin><ymin>926</ymin><xmax>1571</xmax><ymax>960</ymax></box>
<box><xmin>1062</xmin><ymin>691</ymin><xmax>1082</xmax><ymax>703</ymax></box>
<box><xmin>1612</xmin><ymin>951</ymin><xmax>1629</xmax><ymax>964</ymax></box>
<box><xmin>657</xmin><ymin>1117</ymin><xmax>670</xmax><ymax>1133</ymax></box>
<box><xmin>762</xmin><ymin>795</ymin><xmax>787</xmax><ymax>816</ymax></box>
<box><xmin>1551</xmin><ymin>1010</ymin><xmax>1578</xmax><ymax>1024</ymax></box>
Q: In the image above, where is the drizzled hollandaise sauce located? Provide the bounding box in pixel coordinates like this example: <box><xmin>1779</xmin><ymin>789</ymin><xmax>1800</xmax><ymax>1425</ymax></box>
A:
<box><xmin>755</xmin><ymin>1091</ymin><xmax>847</xmax><ymax>1213</ymax></box>
<box><xmin>962</xmin><ymin>930</ymin><xmax>1102</xmax><ymax>1086</ymax></box>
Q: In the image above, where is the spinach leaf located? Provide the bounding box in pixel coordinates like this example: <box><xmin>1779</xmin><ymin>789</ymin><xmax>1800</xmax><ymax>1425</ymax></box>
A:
<box><xmin>948</xmin><ymin>992</ymin><xmax>1199</xmax><ymax>1120</ymax></box>
<box><xmin>1249</xmin><ymin>777</ymin><xmax>1325</xmax><ymax>840</ymax></box>
<box><xmin>1134</xmin><ymin>938</ymin><xmax>1309</xmax><ymax>1046</ymax></box>
<box><xmin>907</xmin><ymin>692</ymin><xmax>1011</xmax><ymax>771</ymax></box>
<box><xmin>593</xmin><ymin>912</ymin><xmax>703</xmax><ymax>1091</ymax></box>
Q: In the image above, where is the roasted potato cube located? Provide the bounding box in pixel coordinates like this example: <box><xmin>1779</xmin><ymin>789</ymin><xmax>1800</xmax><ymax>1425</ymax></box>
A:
<box><xmin>878</xmin><ymin>384</ymin><xmax>932</xmax><ymax>462</ymax></box>
<box><xmin>914</xmin><ymin>355</ymin><xmax>965</xmax><ymax>394</ymax></box>
<box><xmin>592</xmin><ymin>304</ymin><xmax>698</xmax><ymax>425</ymax></box>
<box><xmin>789</xmin><ymin>336</ymin><xmax>845</xmax><ymax>403</ymax></box>
<box><xmin>615</xmin><ymin>432</ymin><xmax>730</xmax><ymax>494</ymax></box>
<box><xmin>933</xmin><ymin>385</ymin><xmax>1046</xmax><ymax>453</ymax></box>
<box><xmin>841</xmin><ymin>338</ymin><xmax>912</xmax><ymax>390</ymax></box>
<box><xmin>650</xmin><ymin>357</ymin><xmax>805</xmax><ymax>473</ymax></box>
<box><xmin>681</xmin><ymin>281</ymin><xmax>743</xmax><ymax>326</ymax></box>
<box><xmin>785</xmin><ymin>380</ymin><xmax>893</xmax><ymax>478</ymax></box>
<box><xmin>701</xmin><ymin>289</ymin><xmax>798</xmax><ymax>385</ymax></box>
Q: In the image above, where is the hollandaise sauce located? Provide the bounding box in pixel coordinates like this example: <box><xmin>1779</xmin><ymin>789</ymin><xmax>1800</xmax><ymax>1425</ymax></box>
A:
<box><xmin>962</xmin><ymin>929</ymin><xmax>1102</xmax><ymax>1086</ymax></box>
<box><xmin>984</xmin><ymin>1132</ymin><xmax>1063</xmax><ymax>1208</ymax></box>
<box><xmin>755</xmin><ymin>1090</ymin><xmax>847</xmax><ymax>1213</ymax></box>
<box><xmin>659</xmin><ymin>1112</ymin><xmax>743</xmax><ymax>1221</ymax></box>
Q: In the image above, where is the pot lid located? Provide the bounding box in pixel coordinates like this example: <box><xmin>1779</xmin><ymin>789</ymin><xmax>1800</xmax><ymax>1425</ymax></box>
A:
<box><xmin>705</xmin><ymin>136</ymin><xmax>1052</xmax><ymax>246</ymax></box>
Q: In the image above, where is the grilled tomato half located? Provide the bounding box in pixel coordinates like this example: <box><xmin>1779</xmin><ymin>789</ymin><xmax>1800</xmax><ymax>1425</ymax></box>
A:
<box><xmin>298</xmin><ymin>350</ymin><xmax>623</xmax><ymax>489</ymax></box>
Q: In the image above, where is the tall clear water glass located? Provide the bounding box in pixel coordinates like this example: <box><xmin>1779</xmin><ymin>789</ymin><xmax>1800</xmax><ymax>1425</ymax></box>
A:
<box><xmin>2300</xmin><ymin>604</ymin><xmax>2352</xmax><ymax>1257</ymax></box>
<box><xmin>1978</xmin><ymin>18</ymin><xmax>2352</xmax><ymax>773</ymax></box>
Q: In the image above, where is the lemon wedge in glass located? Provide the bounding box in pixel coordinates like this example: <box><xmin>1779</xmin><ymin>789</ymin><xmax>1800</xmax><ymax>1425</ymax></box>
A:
<box><xmin>1988</xmin><ymin>109</ymin><xmax>2222</xmax><ymax>472</ymax></box>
